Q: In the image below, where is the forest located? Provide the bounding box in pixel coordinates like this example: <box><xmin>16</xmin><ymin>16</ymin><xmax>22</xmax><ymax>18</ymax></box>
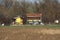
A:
<box><xmin>0</xmin><ymin>0</ymin><xmax>60</xmax><ymax>25</ymax></box>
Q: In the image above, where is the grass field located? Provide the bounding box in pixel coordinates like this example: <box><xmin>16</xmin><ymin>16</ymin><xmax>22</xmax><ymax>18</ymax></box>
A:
<box><xmin>0</xmin><ymin>24</ymin><xmax>60</xmax><ymax>28</ymax></box>
<box><xmin>0</xmin><ymin>24</ymin><xmax>60</xmax><ymax>40</ymax></box>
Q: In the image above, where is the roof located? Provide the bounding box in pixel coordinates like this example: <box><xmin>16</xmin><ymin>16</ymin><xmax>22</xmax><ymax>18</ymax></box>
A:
<box><xmin>26</xmin><ymin>13</ymin><xmax>42</xmax><ymax>17</ymax></box>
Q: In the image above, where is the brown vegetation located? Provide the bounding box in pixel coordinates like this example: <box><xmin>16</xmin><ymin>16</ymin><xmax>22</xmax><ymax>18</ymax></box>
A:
<box><xmin>0</xmin><ymin>28</ymin><xmax>60</xmax><ymax>40</ymax></box>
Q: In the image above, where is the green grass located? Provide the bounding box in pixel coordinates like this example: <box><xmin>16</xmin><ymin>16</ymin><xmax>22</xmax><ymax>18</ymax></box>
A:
<box><xmin>0</xmin><ymin>24</ymin><xmax>60</xmax><ymax>28</ymax></box>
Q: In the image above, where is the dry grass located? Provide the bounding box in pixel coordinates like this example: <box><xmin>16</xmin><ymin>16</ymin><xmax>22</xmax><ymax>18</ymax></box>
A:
<box><xmin>0</xmin><ymin>28</ymin><xmax>60</xmax><ymax>40</ymax></box>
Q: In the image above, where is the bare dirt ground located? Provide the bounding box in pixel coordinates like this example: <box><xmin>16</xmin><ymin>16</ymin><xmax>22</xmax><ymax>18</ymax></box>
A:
<box><xmin>0</xmin><ymin>28</ymin><xmax>60</xmax><ymax>40</ymax></box>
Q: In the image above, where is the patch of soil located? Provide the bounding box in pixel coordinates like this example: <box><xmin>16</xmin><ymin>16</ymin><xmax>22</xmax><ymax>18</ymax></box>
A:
<box><xmin>0</xmin><ymin>28</ymin><xmax>60</xmax><ymax>40</ymax></box>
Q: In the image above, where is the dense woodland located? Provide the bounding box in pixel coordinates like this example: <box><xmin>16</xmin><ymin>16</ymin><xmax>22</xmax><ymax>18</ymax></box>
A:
<box><xmin>0</xmin><ymin>0</ymin><xmax>60</xmax><ymax>25</ymax></box>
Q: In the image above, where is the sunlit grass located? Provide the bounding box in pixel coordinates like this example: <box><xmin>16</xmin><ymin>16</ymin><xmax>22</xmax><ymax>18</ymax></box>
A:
<box><xmin>0</xmin><ymin>24</ymin><xmax>60</xmax><ymax>28</ymax></box>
